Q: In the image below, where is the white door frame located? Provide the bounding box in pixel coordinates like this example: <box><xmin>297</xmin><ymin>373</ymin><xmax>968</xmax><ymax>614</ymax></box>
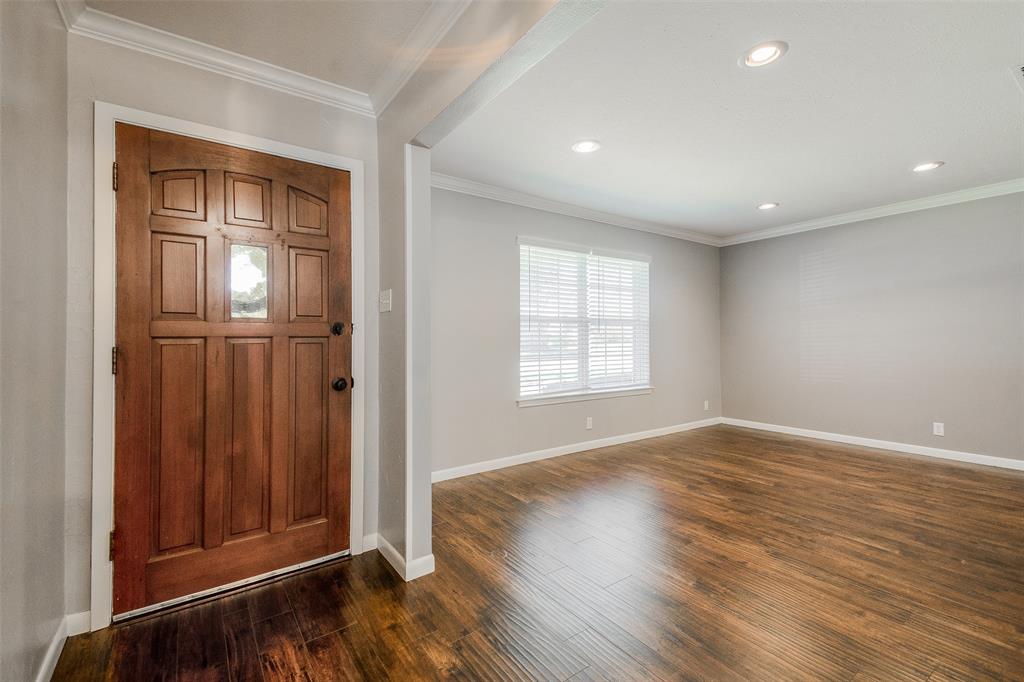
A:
<box><xmin>90</xmin><ymin>101</ymin><xmax>367</xmax><ymax>630</ymax></box>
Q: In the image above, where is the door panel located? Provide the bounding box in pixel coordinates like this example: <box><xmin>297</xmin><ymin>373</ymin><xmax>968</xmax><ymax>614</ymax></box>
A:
<box><xmin>289</xmin><ymin>338</ymin><xmax>328</xmax><ymax>525</ymax></box>
<box><xmin>224</xmin><ymin>172</ymin><xmax>272</xmax><ymax>229</ymax></box>
<box><xmin>225</xmin><ymin>338</ymin><xmax>272</xmax><ymax>538</ymax></box>
<box><xmin>289</xmin><ymin>248</ymin><xmax>328</xmax><ymax>321</ymax></box>
<box><xmin>288</xmin><ymin>186</ymin><xmax>329</xmax><ymax>236</ymax></box>
<box><xmin>152</xmin><ymin>233</ymin><xmax>205</xmax><ymax>320</ymax></box>
<box><xmin>151</xmin><ymin>170</ymin><xmax>206</xmax><ymax>221</ymax></box>
<box><xmin>151</xmin><ymin>338</ymin><xmax>205</xmax><ymax>555</ymax></box>
<box><xmin>114</xmin><ymin>124</ymin><xmax>351</xmax><ymax>614</ymax></box>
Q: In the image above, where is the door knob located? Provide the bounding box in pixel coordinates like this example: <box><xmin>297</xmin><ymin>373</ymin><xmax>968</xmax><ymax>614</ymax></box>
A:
<box><xmin>331</xmin><ymin>322</ymin><xmax>344</xmax><ymax>335</ymax></box>
<box><xmin>331</xmin><ymin>377</ymin><xmax>348</xmax><ymax>392</ymax></box>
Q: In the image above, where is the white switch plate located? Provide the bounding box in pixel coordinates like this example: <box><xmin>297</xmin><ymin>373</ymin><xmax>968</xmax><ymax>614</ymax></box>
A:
<box><xmin>704</xmin><ymin>400</ymin><xmax>710</xmax><ymax>411</ymax></box>
<box><xmin>933</xmin><ymin>422</ymin><xmax>945</xmax><ymax>436</ymax></box>
<box><xmin>379</xmin><ymin>289</ymin><xmax>392</xmax><ymax>313</ymax></box>
<box><xmin>585</xmin><ymin>416</ymin><xmax>593</xmax><ymax>430</ymax></box>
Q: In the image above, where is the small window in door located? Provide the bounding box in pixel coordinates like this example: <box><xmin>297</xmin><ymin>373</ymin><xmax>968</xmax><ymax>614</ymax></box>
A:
<box><xmin>230</xmin><ymin>244</ymin><xmax>269</xmax><ymax>319</ymax></box>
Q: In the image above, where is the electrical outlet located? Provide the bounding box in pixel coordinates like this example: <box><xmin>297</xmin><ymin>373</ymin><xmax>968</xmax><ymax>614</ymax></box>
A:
<box><xmin>704</xmin><ymin>400</ymin><xmax>710</xmax><ymax>411</ymax></box>
<box><xmin>586</xmin><ymin>416</ymin><xmax>593</xmax><ymax>430</ymax></box>
<box><xmin>933</xmin><ymin>422</ymin><xmax>945</xmax><ymax>437</ymax></box>
<box><xmin>378</xmin><ymin>289</ymin><xmax>392</xmax><ymax>313</ymax></box>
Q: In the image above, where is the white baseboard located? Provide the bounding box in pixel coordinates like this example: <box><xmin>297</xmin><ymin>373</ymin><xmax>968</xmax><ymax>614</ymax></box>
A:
<box><xmin>361</xmin><ymin>533</ymin><xmax>379</xmax><ymax>551</ymax></box>
<box><xmin>405</xmin><ymin>553</ymin><xmax>436</xmax><ymax>580</ymax></box>
<box><xmin>35</xmin><ymin>616</ymin><xmax>68</xmax><ymax>682</ymax></box>
<box><xmin>377</xmin><ymin>534</ymin><xmax>405</xmax><ymax>578</ymax></box>
<box><xmin>431</xmin><ymin>417</ymin><xmax>722</xmax><ymax>483</ymax></box>
<box><xmin>376</xmin><ymin>533</ymin><xmax>436</xmax><ymax>582</ymax></box>
<box><xmin>65</xmin><ymin>612</ymin><xmax>90</xmax><ymax>637</ymax></box>
<box><xmin>429</xmin><ymin>416</ymin><xmax>1023</xmax><ymax>481</ymax></box>
<box><xmin>722</xmin><ymin>418</ymin><xmax>1024</xmax><ymax>471</ymax></box>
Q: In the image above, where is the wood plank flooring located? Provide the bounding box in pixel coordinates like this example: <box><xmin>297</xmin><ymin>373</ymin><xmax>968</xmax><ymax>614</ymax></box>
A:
<box><xmin>55</xmin><ymin>425</ymin><xmax>1024</xmax><ymax>680</ymax></box>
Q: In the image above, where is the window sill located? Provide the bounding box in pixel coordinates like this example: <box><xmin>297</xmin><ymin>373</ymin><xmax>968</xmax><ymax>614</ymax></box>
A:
<box><xmin>517</xmin><ymin>386</ymin><xmax>653</xmax><ymax>408</ymax></box>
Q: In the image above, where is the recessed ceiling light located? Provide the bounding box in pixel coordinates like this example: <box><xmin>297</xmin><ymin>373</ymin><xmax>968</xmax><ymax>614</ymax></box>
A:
<box><xmin>757</xmin><ymin>202</ymin><xmax>780</xmax><ymax>210</ymax></box>
<box><xmin>912</xmin><ymin>161</ymin><xmax>945</xmax><ymax>172</ymax></box>
<box><xmin>571</xmin><ymin>140</ymin><xmax>601</xmax><ymax>153</ymax></box>
<box><xmin>743</xmin><ymin>41</ymin><xmax>788</xmax><ymax>67</ymax></box>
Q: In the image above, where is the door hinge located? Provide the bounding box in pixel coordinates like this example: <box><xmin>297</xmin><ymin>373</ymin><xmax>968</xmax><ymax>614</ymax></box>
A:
<box><xmin>108</xmin><ymin>528</ymin><xmax>116</xmax><ymax>561</ymax></box>
<box><xmin>112</xmin><ymin>162</ymin><xmax>118</xmax><ymax>191</ymax></box>
<box><xmin>111</xmin><ymin>346</ymin><xmax>119</xmax><ymax>375</ymax></box>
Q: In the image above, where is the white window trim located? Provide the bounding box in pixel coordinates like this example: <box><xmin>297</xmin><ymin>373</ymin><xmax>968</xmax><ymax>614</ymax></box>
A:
<box><xmin>517</xmin><ymin>235</ymin><xmax>652</xmax><ymax>262</ymax></box>
<box><xmin>517</xmin><ymin>386</ymin><xmax>654</xmax><ymax>408</ymax></box>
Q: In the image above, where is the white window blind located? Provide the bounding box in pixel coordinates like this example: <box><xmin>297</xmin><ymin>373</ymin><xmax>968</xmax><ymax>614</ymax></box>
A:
<box><xmin>519</xmin><ymin>239</ymin><xmax>650</xmax><ymax>400</ymax></box>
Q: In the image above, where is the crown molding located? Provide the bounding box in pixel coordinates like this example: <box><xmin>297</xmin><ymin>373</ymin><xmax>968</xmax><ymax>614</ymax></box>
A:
<box><xmin>431</xmin><ymin>173</ymin><xmax>724</xmax><ymax>246</ymax></box>
<box><xmin>432</xmin><ymin>173</ymin><xmax>1024</xmax><ymax>248</ymax></box>
<box><xmin>56</xmin><ymin>1</ymin><xmax>375</xmax><ymax>117</ymax></box>
<box><xmin>55</xmin><ymin>0</ymin><xmax>86</xmax><ymax>30</ymax></box>
<box><xmin>721</xmin><ymin>178</ymin><xmax>1024</xmax><ymax>246</ymax></box>
<box><xmin>369</xmin><ymin>0</ymin><xmax>472</xmax><ymax>114</ymax></box>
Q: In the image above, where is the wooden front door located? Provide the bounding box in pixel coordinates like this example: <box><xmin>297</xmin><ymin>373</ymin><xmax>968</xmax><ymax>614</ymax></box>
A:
<box><xmin>113</xmin><ymin>124</ymin><xmax>351</xmax><ymax>614</ymax></box>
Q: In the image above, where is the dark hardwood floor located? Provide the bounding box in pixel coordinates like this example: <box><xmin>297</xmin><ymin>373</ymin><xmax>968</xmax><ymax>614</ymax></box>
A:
<box><xmin>55</xmin><ymin>425</ymin><xmax>1024</xmax><ymax>680</ymax></box>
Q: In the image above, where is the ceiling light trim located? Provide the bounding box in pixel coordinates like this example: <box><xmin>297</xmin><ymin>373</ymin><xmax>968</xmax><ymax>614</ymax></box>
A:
<box><xmin>743</xmin><ymin>40</ymin><xmax>788</xmax><ymax>67</ymax></box>
<box><xmin>723</xmin><ymin>178</ymin><xmax>1024</xmax><ymax>246</ymax></box>
<box><xmin>58</xmin><ymin>2</ymin><xmax>376</xmax><ymax>117</ymax></box>
<box><xmin>369</xmin><ymin>0</ymin><xmax>473</xmax><ymax>114</ymax></box>
<box><xmin>571</xmin><ymin>139</ymin><xmax>601</xmax><ymax>153</ymax></box>
<box><xmin>912</xmin><ymin>161</ymin><xmax>945</xmax><ymax>172</ymax></box>
<box><xmin>431</xmin><ymin>173</ymin><xmax>724</xmax><ymax>246</ymax></box>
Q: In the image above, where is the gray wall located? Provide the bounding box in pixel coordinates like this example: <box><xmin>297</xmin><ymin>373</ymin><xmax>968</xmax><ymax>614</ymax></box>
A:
<box><xmin>0</xmin><ymin>1</ymin><xmax>69</xmax><ymax>678</ymax></box>
<box><xmin>65</xmin><ymin>33</ymin><xmax>382</xmax><ymax>615</ymax></box>
<box><xmin>721</xmin><ymin>193</ymin><xmax>1024</xmax><ymax>461</ymax></box>
<box><xmin>431</xmin><ymin>189</ymin><xmax>722</xmax><ymax>473</ymax></box>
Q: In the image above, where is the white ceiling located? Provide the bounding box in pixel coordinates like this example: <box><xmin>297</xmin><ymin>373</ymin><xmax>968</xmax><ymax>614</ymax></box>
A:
<box><xmin>87</xmin><ymin>0</ymin><xmax>435</xmax><ymax>94</ymax></box>
<box><xmin>432</xmin><ymin>2</ymin><xmax>1024</xmax><ymax>239</ymax></box>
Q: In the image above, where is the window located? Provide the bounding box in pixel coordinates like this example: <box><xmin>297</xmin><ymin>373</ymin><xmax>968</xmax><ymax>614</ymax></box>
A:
<box><xmin>519</xmin><ymin>238</ymin><xmax>650</xmax><ymax>402</ymax></box>
<box><xmin>230</xmin><ymin>244</ymin><xmax>269</xmax><ymax>319</ymax></box>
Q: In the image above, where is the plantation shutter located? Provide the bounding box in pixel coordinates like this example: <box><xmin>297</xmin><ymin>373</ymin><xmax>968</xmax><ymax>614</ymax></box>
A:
<box><xmin>519</xmin><ymin>239</ymin><xmax>650</xmax><ymax>399</ymax></box>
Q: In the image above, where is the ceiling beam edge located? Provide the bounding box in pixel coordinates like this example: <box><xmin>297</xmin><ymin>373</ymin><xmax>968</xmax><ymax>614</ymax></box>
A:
<box><xmin>368</xmin><ymin>0</ymin><xmax>473</xmax><ymax>114</ymax></box>
<box><xmin>414</xmin><ymin>0</ymin><xmax>608</xmax><ymax>149</ymax></box>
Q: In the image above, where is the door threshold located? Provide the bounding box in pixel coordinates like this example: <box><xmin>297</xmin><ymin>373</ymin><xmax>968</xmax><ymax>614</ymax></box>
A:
<box><xmin>112</xmin><ymin>549</ymin><xmax>351</xmax><ymax>623</ymax></box>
